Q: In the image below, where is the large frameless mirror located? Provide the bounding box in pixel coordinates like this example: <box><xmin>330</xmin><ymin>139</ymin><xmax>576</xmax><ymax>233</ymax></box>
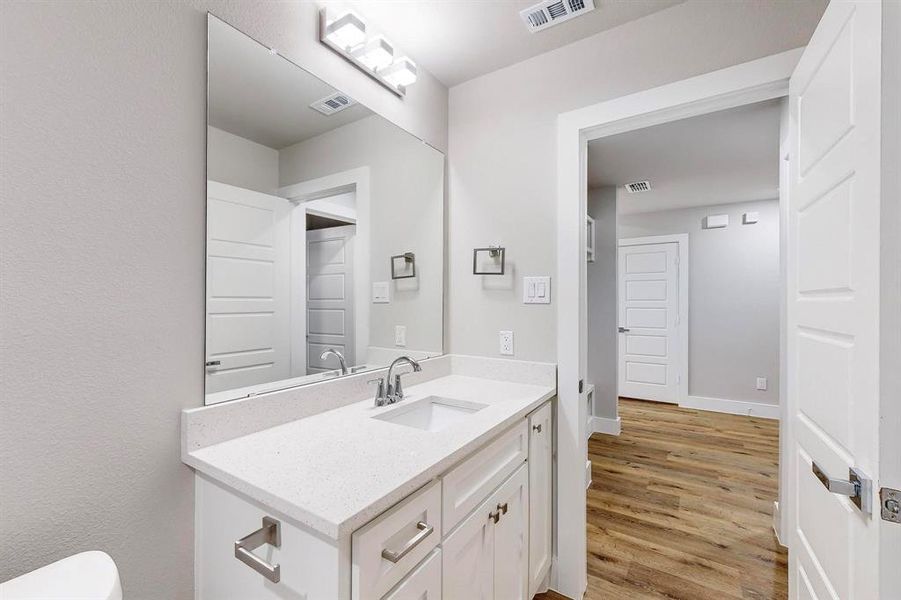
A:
<box><xmin>205</xmin><ymin>15</ymin><xmax>444</xmax><ymax>405</ymax></box>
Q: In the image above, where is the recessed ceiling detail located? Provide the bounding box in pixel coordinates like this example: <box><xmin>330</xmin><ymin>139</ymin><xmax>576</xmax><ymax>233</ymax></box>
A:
<box><xmin>520</xmin><ymin>0</ymin><xmax>596</xmax><ymax>32</ymax></box>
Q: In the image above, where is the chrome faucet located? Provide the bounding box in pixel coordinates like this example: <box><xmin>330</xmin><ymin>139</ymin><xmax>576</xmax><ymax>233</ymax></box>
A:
<box><xmin>319</xmin><ymin>348</ymin><xmax>348</xmax><ymax>375</ymax></box>
<box><xmin>368</xmin><ymin>356</ymin><xmax>422</xmax><ymax>406</ymax></box>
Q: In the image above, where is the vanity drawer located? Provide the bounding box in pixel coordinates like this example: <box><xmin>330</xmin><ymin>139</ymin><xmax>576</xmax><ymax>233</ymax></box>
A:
<box><xmin>381</xmin><ymin>549</ymin><xmax>441</xmax><ymax>600</ymax></box>
<box><xmin>352</xmin><ymin>480</ymin><xmax>441</xmax><ymax>600</ymax></box>
<box><xmin>441</xmin><ymin>420</ymin><xmax>528</xmax><ymax>533</ymax></box>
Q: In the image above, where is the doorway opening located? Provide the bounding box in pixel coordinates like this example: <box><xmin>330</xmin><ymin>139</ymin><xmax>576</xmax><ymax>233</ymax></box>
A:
<box><xmin>581</xmin><ymin>98</ymin><xmax>786</xmax><ymax>598</ymax></box>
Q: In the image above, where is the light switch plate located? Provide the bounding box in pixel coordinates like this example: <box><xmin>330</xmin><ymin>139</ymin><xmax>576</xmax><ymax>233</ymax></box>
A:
<box><xmin>499</xmin><ymin>330</ymin><xmax>514</xmax><ymax>355</ymax></box>
<box><xmin>756</xmin><ymin>377</ymin><xmax>768</xmax><ymax>391</ymax></box>
<box><xmin>372</xmin><ymin>282</ymin><xmax>390</xmax><ymax>303</ymax></box>
<box><xmin>395</xmin><ymin>325</ymin><xmax>406</xmax><ymax>347</ymax></box>
<box><xmin>523</xmin><ymin>276</ymin><xmax>551</xmax><ymax>304</ymax></box>
<box><xmin>703</xmin><ymin>214</ymin><xmax>729</xmax><ymax>229</ymax></box>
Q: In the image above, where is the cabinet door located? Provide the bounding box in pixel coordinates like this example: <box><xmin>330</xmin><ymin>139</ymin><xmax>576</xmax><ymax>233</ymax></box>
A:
<box><xmin>382</xmin><ymin>549</ymin><xmax>441</xmax><ymax>600</ymax></box>
<box><xmin>493</xmin><ymin>463</ymin><xmax>529</xmax><ymax>600</ymax></box>
<box><xmin>442</xmin><ymin>493</ymin><xmax>494</xmax><ymax>600</ymax></box>
<box><xmin>528</xmin><ymin>401</ymin><xmax>553</xmax><ymax>595</ymax></box>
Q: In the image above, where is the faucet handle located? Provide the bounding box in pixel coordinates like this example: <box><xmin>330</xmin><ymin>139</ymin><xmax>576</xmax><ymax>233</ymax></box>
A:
<box><xmin>367</xmin><ymin>378</ymin><xmax>386</xmax><ymax>406</ymax></box>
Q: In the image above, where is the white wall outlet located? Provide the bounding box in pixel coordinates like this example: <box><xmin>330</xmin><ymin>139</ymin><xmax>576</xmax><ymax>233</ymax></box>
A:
<box><xmin>703</xmin><ymin>214</ymin><xmax>729</xmax><ymax>229</ymax></box>
<box><xmin>395</xmin><ymin>325</ymin><xmax>406</xmax><ymax>347</ymax></box>
<box><xmin>743</xmin><ymin>211</ymin><xmax>760</xmax><ymax>224</ymax></box>
<box><xmin>499</xmin><ymin>330</ymin><xmax>514</xmax><ymax>355</ymax></box>
<box><xmin>372</xmin><ymin>282</ymin><xmax>390</xmax><ymax>304</ymax></box>
<box><xmin>756</xmin><ymin>377</ymin><xmax>768</xmax><ymax>391</ymax></box>
<box><xmin>523</xmin><ymin>276</ymin><xmax>551</xmax><ymax>304</ymax></box>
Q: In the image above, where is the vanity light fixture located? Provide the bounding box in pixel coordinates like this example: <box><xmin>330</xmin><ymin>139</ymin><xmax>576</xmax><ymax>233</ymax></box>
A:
<box><xmin>319</xmin><ymin>8</ymin><xmax>417</xmax><ymax>97</ymax></box>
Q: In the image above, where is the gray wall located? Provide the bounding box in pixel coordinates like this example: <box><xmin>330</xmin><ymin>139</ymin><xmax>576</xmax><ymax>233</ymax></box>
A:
<box><xmin>618</xmin><ymin>199</ymin><xmax>781</xmax><ymax>405</ymax></box>
<box><xmin>447</xmin><ymin>0</ymin><xmax>825</xmax><ymax>361</ymax></box>
<box><xmin>279</xmin><ymin>115</ymin><xmax>445</xmax><ymax>354</ymax></box>
<box><xmin>586</xmin><ymin>188</ymin><xmax>617</xmax><ymax>419</ymax></box>
<box><xmin>207</xmin><ymin>126</ymin><xmax>279</xmax><ymax>194</ymax></box>
<box><xmin>0</xmin><ymin>1</ymin><xmax>447</xmax><ymax>597</ymax></box>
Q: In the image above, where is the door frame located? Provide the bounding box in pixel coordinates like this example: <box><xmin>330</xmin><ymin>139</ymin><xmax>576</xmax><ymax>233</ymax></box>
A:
<box><xmin>279</xmin><ymin>167</ymin><xmax>371</xmax><ymax>375</ymax></box>
<box><xmin>554</xmin><ymin>49</ymin><xmax>800</xmax><ymax>597</ymax></box>
<box><xmin>617</xmin><ymin>234</ymin><xmax>689</xmax><ymax>406</ymax></box>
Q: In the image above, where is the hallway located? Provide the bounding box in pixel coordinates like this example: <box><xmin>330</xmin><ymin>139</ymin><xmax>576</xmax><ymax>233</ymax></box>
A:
<box><xmin>582</xmin><ymin>399</ymin><xmax>785</xmax><ymax>599</ymax></box>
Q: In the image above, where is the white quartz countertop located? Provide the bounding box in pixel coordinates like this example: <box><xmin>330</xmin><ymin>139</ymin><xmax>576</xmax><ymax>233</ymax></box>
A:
<box><xmin>183</xmin><ymin>374</ymin><xmax>555</xmax><ymax>539</ymax></box>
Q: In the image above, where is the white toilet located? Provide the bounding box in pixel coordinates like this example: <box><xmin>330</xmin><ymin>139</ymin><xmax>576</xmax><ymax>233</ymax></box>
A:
<box><xmin>0</xmin><ymin>551</ymin><xmax>122</xmax><ymax>600</ymax></box>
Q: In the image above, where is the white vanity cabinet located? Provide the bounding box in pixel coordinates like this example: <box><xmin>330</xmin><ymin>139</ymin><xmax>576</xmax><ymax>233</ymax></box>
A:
<box><xmin>194</xmin><ymin>399</ymin><xmax>553</xmax><ymax>600</ymax></box>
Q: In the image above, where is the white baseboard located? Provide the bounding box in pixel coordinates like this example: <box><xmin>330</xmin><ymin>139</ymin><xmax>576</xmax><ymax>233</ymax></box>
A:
<box><xmin>588</xmin><ymin>415</ymin><xmax>622</xmax><ymax>436</ymax></box>
<box><xmin>772</xmin><ymin>501</ymin><xmax>786</xmax><ymax>548</ymax></box>
<box><xmin>681</xmin><ymin>395</ymin><xmax>780</xmax><ymax>420</ymax></box>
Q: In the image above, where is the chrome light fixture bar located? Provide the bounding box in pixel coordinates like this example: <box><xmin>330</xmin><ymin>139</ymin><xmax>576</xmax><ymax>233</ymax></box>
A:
<box><xmin>319</xmin><ymin>8</ymin><xmax>417</xmax><ymax>97</ymax></box>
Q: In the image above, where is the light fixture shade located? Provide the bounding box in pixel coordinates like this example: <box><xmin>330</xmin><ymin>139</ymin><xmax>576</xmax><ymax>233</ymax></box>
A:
<box><xmin>352</xmin><ymin>36</ymin><xmax>394</xmax><ymax>71</ymax></box>
<box><xmin>324</xmin><ymin>12</ymin><xmax>366</xmax><ymax>50</ymax></box>
<box><xmin>382</xmin><ymin>57</ymin><xmax>418</xmax><ymax>88</ymax></box>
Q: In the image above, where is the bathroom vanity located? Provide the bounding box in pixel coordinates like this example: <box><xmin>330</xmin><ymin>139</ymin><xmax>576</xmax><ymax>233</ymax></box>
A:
<box><xmin>183</xmin><ymin>357</ymin><xmax>555</xmax><ymax>600</ymax></box>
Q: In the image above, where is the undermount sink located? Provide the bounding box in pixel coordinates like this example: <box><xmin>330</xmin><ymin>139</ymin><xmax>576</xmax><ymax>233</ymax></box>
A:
<box><xmin>373</xmin><ymin>396</ymin><xmax>488</xmax><ymax>432</ymax></box>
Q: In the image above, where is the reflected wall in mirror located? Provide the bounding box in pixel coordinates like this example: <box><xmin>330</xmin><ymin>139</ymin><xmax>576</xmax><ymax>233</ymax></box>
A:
<box><xmin>205</xmin><ymin>15</ymin><xmax>444</xmax><ymax>405</ymax></box>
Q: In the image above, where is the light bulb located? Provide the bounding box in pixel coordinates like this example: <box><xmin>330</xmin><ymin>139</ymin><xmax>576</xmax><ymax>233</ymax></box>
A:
<box><xmin>353</xmin><ymin>37</ymin><xmax>394</xmax><ymax>71</ymax></box>
<box><xmin>382</xmin><ymin>58</ymin><xmax>418</xmax><ymax>88</ymax></box>
<box><xmin>324</xmin><ymin>12</ymin><xmax>366</xmax><ymax>50</ymax></box>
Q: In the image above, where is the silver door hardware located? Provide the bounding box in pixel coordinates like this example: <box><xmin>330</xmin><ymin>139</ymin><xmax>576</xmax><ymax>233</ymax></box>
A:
<box><xmin>812</xmin><ymin>462</ymin><xmax>872</xmax><ymax>516</ymax></box>
<box><xmin>205</xmin><ymin>360</ymin><xmax>220</xmax><ymax>368</ymax></box>
<box><xmin>618</xmin><ymin>327</ymin><xmax>630</xmax><ymax>333</ymax></box>
<box><xmin>880</xmin><ymin>487</ymin><xmax>901</xmax><ymax>523</ymax></box>
<box><xmin>381</xmin><ymin>521</ymin><xmax>433</xmax><ymax>563</ymax></box>
<box><xmin>489</xmin><ymin>509</ymin><xmax>500</xmax><ymax>524</ymax></box>
<box><xmin>532</xmin><ymin>424</ymin><xmax>542</xmax><ymax>433</ymax></box>
<box><xmin>497</xmin><ymin>502</ymin><xmax>508</xmax><ymax>515</ymax></box>
<box><xmin>234</xmin><ymin>516</ymin><xmax>281</xmax><ymax>583</ymax></box>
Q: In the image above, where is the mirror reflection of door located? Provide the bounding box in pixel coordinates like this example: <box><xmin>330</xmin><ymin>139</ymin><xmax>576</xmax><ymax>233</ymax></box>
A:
<box><xmin>205</xmin><ymin>181</ymin><xmax>291</xmax><ymax>394</ymax></box>
<box><xmin>304</xmin><ymin>198</ymin><xmax>356</xmax><ymax>374</ymax></box>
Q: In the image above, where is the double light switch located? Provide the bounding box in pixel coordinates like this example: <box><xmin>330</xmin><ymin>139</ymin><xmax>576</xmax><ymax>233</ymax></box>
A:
<box><xmin>523</xmin><ymin>276</ymin><xmax>551</xmax><ymax>304</ymax></box>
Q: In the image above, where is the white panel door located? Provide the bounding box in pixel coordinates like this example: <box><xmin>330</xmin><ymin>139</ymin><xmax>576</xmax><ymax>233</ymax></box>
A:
<box><xmin>306</xmin><ymin>225</ymin><xmax>355</xmax><ymax>374</ymax></box>
<box><xmin>617</xmin><ymin>242</ymin><xmax>680</xmax><ymax>402</ymax></box>
<box><xmin>787</xmin><ymin>2</ymin><xmax>884</xmax><ymax>598</ymax></box>
<box><xmin>206</xmin><ymin>181</ymin><xmax>290</xmax><ymax>393</ymax></box>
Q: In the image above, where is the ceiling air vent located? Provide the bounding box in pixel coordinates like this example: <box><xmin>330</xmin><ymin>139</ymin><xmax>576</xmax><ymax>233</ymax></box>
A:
<box><xmin>625</xmin><ymin>180</ymin><xmax>651</xmax><ymax>193</ymax></box>
<box><xmin>520</xmin><ymin>0</ymin><xmax>595</xmax><ymax>33</ymax></box>
<box><xmin>310</xmin><ymin>92</ymin><xmax>356</xmax><ymax>116</ymax></box>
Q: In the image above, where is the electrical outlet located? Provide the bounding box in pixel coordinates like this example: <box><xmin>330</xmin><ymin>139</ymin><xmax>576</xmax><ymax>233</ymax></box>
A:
<box><xmin>499</xmin><ymin>330</ymin><xmax>514</xmax><ymax>356</ymax></box>
<box><xmin>756</xmin><ymin>377</ymin><xmax>768</xmax><ymax>391</ymax></box>
<box><xmin>395</xmin><ymin>325</ymin><xmax>406</xmax><ymax>347</ymax></box>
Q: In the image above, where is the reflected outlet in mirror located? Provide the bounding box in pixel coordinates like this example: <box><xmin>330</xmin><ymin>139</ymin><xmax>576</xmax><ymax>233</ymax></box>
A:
<box><xmin>372</xmin><ymin>396</ymin><xmax>488</xmax><ymax>432</ymax></box>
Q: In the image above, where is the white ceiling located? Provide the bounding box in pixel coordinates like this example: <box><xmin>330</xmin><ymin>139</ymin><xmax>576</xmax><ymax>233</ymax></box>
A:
<box><xmin>344</xmin><ymin>0</ymin><xmax>684</xmax><ymax>87</ymax></box>
<box><xmin>208</xmin><ymin>16</ymin><xmax>373</xmax><ymax>150</ymax></box>
<box><xmin>587</xmin><ymin>99</ymin><xmax>783</xmax><ymax>215</ymax></box>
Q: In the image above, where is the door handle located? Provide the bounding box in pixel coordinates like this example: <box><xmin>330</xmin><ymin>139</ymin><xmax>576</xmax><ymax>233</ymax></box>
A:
<box><xmin>618</xmin><ymin>327</ymin><xmax>630</xmax><ymax>333</ymax></box>
<box><xmin>811</xmin><ymin>462</ymin><xmax>872</xmax><ymax>516</ymax></box>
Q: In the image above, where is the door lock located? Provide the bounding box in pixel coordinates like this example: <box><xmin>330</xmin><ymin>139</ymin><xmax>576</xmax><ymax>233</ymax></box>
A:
<box><xmin>880</xmin><ymin>487</ymin><xmax>901</xmax><ymax>523</ymax></box>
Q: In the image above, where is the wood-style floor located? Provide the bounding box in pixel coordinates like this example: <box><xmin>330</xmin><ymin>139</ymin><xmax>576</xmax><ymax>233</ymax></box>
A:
<box><xmin>537</xmin><ymin>398</ymin><xmax>785</xmax><ymax>600</ymax></box>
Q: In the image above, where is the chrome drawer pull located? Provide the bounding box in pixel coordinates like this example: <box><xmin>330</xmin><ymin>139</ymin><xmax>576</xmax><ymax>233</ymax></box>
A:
<box><xmin>381</xmin><ymin>521</ymin><xmax>433</xmax><ymax>563</ymax></box>
<box><xmin>234</xmin><ymin>517</ymin><xmax>281</xmax><ymax>583</ymax></box>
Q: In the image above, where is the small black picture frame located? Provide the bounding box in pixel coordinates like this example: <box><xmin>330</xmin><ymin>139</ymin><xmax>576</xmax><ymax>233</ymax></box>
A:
<box><xmin>473</xmin><ymin>247</ymin><xmax>505</xmax><ymax>275</ymax></box>
<box><xmin>391</xmin><ymin>252</ymin><xmax>416</xmax><ymax>279</ymax></box>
